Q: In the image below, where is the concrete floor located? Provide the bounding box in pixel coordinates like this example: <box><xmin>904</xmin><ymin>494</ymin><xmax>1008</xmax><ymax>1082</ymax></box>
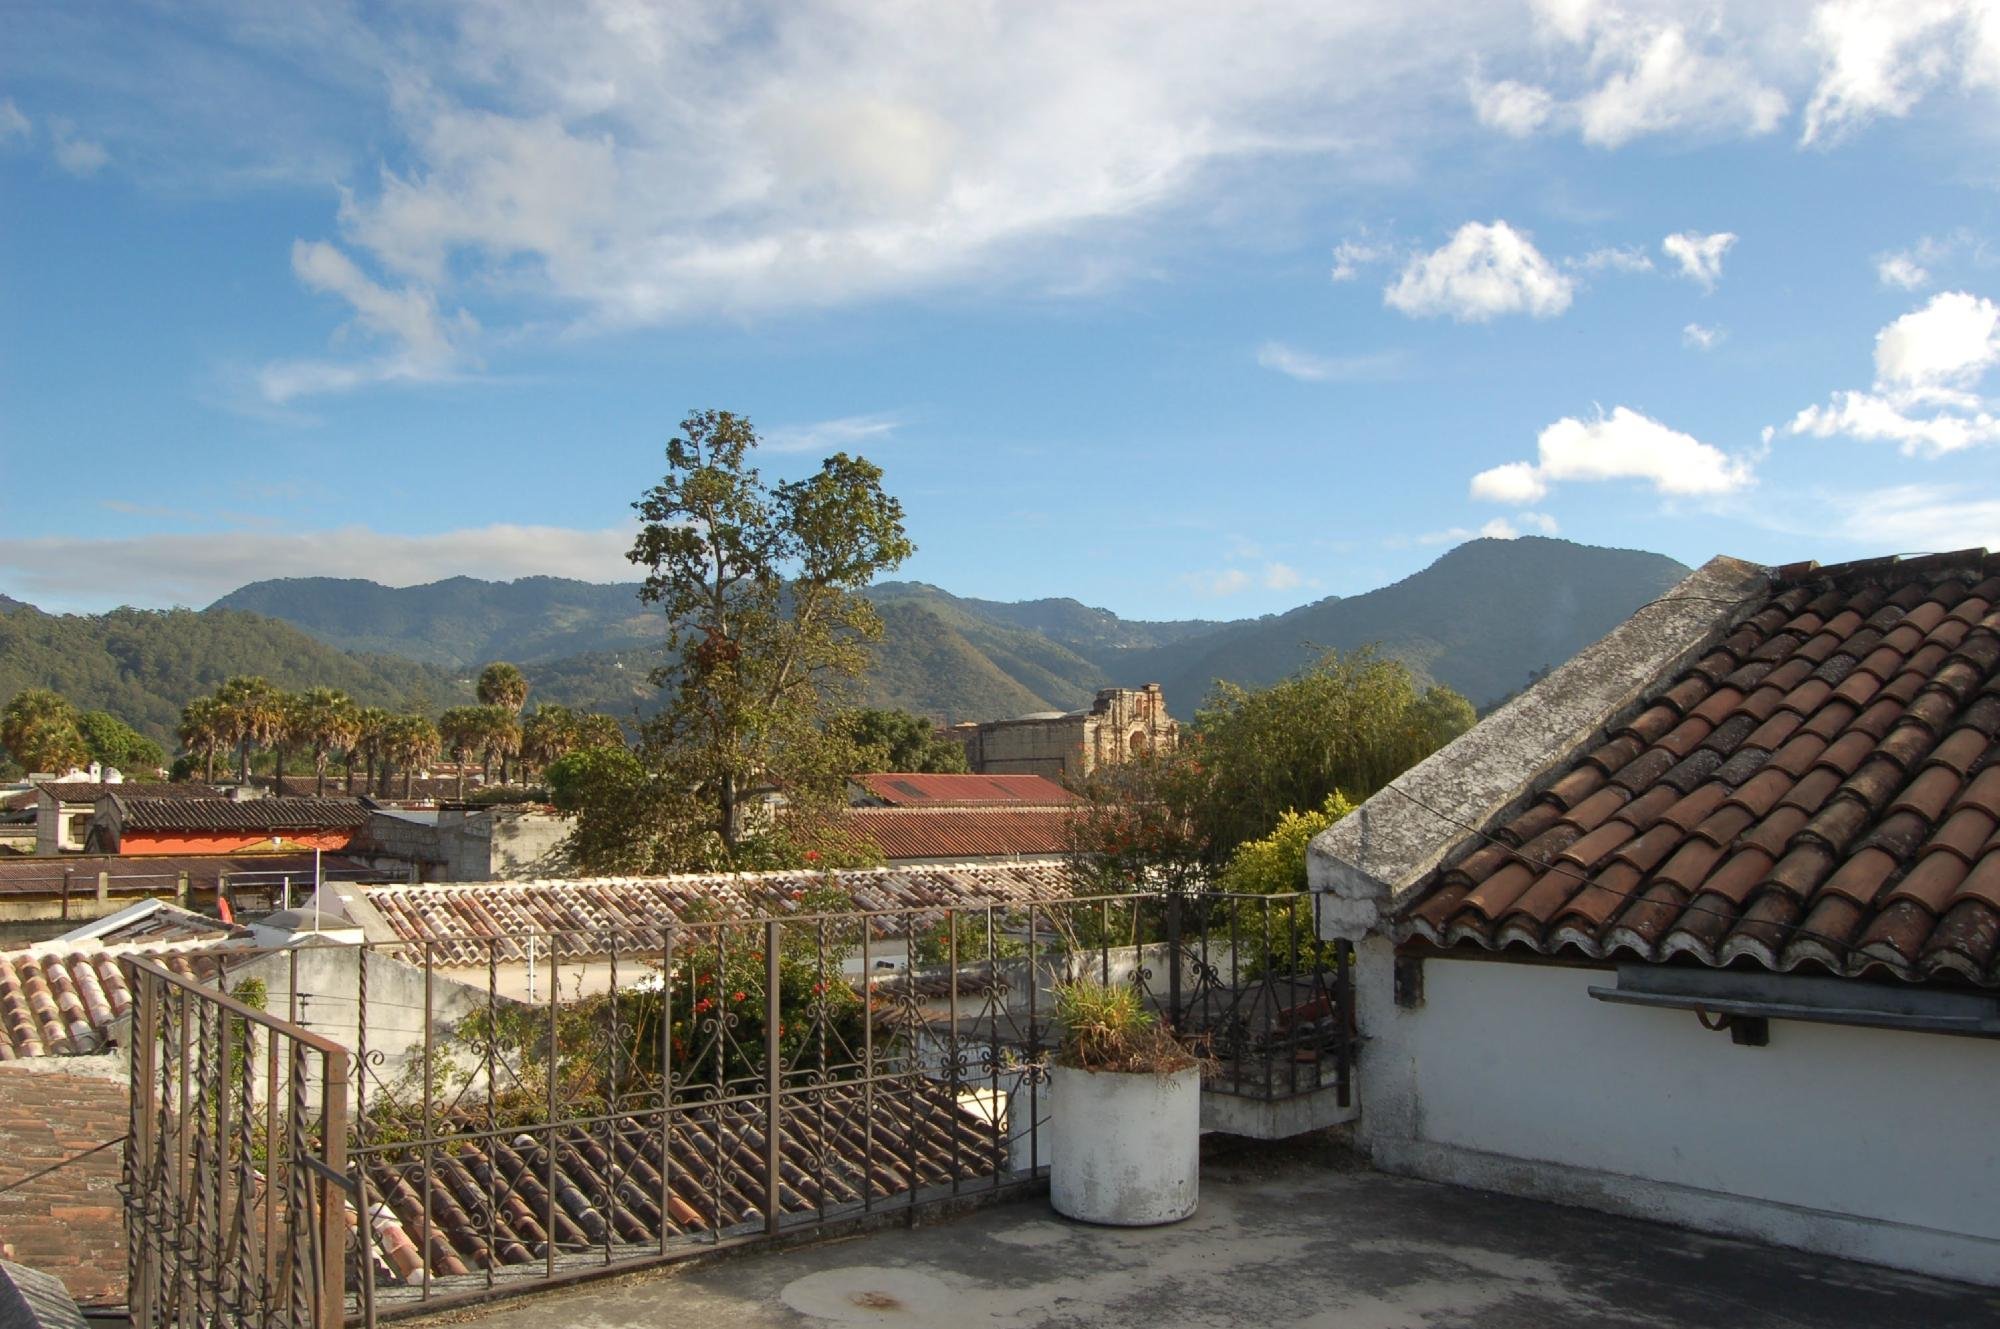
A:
<box><xmin>420</xmin><ymin>1137</ymin><xmax>2000</xmax><ymax>1329</ymax></box>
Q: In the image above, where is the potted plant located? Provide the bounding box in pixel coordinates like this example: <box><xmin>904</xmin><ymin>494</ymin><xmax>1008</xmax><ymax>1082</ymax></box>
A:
<box><xmin>1047</xmin><ymin>978</ymin><xmax>1204</xmax><ymax>1225</ymax></box>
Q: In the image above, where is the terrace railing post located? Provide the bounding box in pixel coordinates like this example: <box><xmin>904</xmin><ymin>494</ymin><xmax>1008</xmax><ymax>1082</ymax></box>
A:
<box><xmin>129</xmin><ymin>965</ymin><xmax>159</xmax><ymax>1328</ymax></box>
<box><xmin>1165</xmin><ymin>893</ymin><xmax>1184</xmax><ymax>1033</ymax></box>
<box><xmin>764</xmin><ymin>919</ymin><xmax>783</xmax><ymax>1237</ymax></box>
<box><xmin>1335</xmin><ymin>935</ymin><xmax>1354</xmax><ymax>1109</ymax></box>
<box><xmin>319</xmin><ymin>1047</ymin><xmax>351</xmax><ymax>1328</ymax></box>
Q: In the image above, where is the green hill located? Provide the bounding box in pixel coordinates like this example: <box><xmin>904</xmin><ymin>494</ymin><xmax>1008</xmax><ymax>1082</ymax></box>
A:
<box><xmin>0</xmin><ymin>601</ymin><xmax>470</xmax><ymax>744</ymax></box>
<box><xmin>183</xmin><ymin>537</ymin><xmax>1692</xmax><ymax>727</ymax></box>
<box><xmin>211</xmin><ymin>575</ymin><xmax>664</xmax><ymax>668</ymax></box>
<box><xmin>1100</xmin><ymin>537</ymin><xmax>1690</xmax><ymax>713</ymax></box>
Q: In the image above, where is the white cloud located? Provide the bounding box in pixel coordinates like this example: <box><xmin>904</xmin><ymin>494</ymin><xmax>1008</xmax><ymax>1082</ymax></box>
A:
<box><xmin>1785</xmin><ymin>291</ymin><xmax>2000</xmax><ymax>457</ymax></box>
<box><xmin>760</xmin><ymin>413</ymin><xmax>902</xmax><ymax>454</ymax></box>
<box><xmin>1183</xmin><ymin>568</ymin><xmax>1253</xmax><ymax>597</ymax></box>
<box><xmin>1469</xmin><ymin>77</ymin><xmax>1555</xmax><ymax>136</ymax></box>
<box><xmin>1801</xmin><ymin>0</ymin><xmax>1990</xmax><ymax>145</ymax></box>
<box><xmin>1472</xmin><ymin>406</ymin><xmax>1754</xmax><ymax>504</ymax></box>
<box><xmin>1834</xmin><ymin>483</ymin><xmax>2000</xmax><ymax>550</ymax></box>
<box><xmin>1416</xmin><ymin>512</ymin><xmax>1560</xmax><ymax>544</ymax></box>
<box><xmin>1874</xmin><ymin>231</ymin><xmax>1990</xmax><ymax>292</ymax></box>
<box><xmin>1255</xmin><ymin>341</ymin><xmax>1402</xmax><ymax>382</ymax></box>
<box><xmin>1384</xmin><ymin>221</ymin><xmax>1573</xmax><ymax>322</ymax></box>
<box><xmin>1683</xmin><ymin>322</ymin><xmax>1725</xmax><ymax>350</ymax></box>
<box><xmin>1181</xmin><ymin>560</ymin><xmax>1312</xmax><ymax>597</ymax></box>
<box><xmin>0</xmin><ymin>99</ymin><xmax>27</xmax><ymax>143</ymax></box>
<box><xmin>1878</xmin><ymin>255</ymin><xmax>1931</xmax><ymax>290</ymax></box>
<box><xmin>1570</xmin><ymin>246</ymin><xmax>1654</xmax><ymax>274</ymax></box>
<box><xmin>49</xmin><ymin>120</ymin><xmax>108</xmax><ymax>175</ymax></box>
<box><xmin>1330</xmin><ymin>236</ymin><xmax>1396</xmax><ymax>282</ymax></box>
<box><xmin>1661</xmin><ymin>230</ymin><xmax>1737</xmax><ymax>289</ymax></box>
<box><xmin>0</xmin><ymin>523</ymin><xmax>641</xmax><ymax>611</ymax></box>
<box><xmin>260</xmin><ymin>239</ymin><xmax>477</xmax><ymax>402</ymax></box>
<box><xmin>1574</xmin><ymin>23</ymin><xmax>1787</xmax><ymax>148</ymax></box>
<box><xmin>1873</xmin><ymin>289</ymin><xmax>2000</xmax><ymax>385</ymax></box>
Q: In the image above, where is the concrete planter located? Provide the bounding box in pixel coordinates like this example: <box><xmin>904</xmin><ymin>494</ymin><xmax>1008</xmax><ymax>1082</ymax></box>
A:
<box><xmin>1049</xmin><ymin>1063</ymin><xmax>1200</xmax><ymax>1225</ymax></box>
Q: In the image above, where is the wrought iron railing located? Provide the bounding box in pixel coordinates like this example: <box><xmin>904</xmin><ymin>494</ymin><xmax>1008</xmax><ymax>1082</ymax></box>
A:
<box><xmin>123</xmin><ymin>955</ymin><xmax>352</xmax><ymax>1329</ymax></box>
<box><xmin>122</xmin><ymin>889</ymin><xmax>1350</xmax><ymax>1325</ymax></box>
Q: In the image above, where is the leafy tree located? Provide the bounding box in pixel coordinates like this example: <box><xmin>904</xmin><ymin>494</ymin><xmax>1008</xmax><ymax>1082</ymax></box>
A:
<box><xmin>1070</xmin><ymin>649</ymin><xmax>1472</xmax><ymax>889</ymax></box>
<box><xmin>214</xmin><ymin>675</ymin><xmax>283</xmax><ymax>784</ymax></box>
<box><xmin>76</xmin><ymin>709</ymin><xmax>167</xmax><ymax>775</ymax></box>
<box><xmin>519</xmin><ymin>703</ymin><xmax>577</xmax><ymax>777</ymax></box>
<box><xmin>847</xmin><ymin>707</ymin><xmax>969</xmax><ymax>773</ymax></box>
<box><xmin>579</xmin><ymin>409</ymin><xmax>912</xmax><ymax>872</ymax></box>
<box><xmin>574</xmin><ymin>712</ymin><xmax>626</xmax><ymax>750</ymax></box>
<box><xmin>1215</xmin><ymin>791</ymin><xmax>1356</xmax><ymax>896</ymax></box>
<box><xmin>1</xmin><ymin>688</ymin><xmax>89</xmax><ymax>776</ymax></box>
<box><xmin>1186</xmin><ymin>648</ymin><xmax>1474</xmax><ymax>857</ymax></box>
<box><xmin>287</xmin><ymin>687</ymin><xmax>360</xmax><ymax>796</ymax></box>
<box><xmin>177</xmin><ymin>696</ymin><xmax>228</xmax><ymax>784</ymax></box>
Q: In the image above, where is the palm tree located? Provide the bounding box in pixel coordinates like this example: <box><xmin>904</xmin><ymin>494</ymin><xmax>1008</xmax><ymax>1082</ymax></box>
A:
<box><xmin>213</xmin><ymin>676</ymin><xmax>283</xmax><ymax>785</ymax></box>
<box><xmin>290</xmin><ymin>688</ymin><xmax>360</xmax><ymax>796</ymax></box>
<box><xmin>574</xmin><ymin>712</ymin><xmax>626</xmax><ymax>751</ymax></box>
<box><xmin>520</xmin><ymin>704</ymin><xmax>577</xmax><ymax>778</ymax></box>
<box><xmin>176</xmin><ymin>697</ymin><xmax>227</xmax><ymax>783</ymax></box>
<box><xmin>437</xmin><ymin>706</ymin><xmax>487</xmax><ymax>801</ymax></box>
<box><xmin>387</xmin><ymin>714</ymin><xmax>441</xmax><ymax>799</ymax></box>
<box><xmin>1</xmin><ymin>688</ymin><xmax>89</xmax><ymax>777</ymax></box>
<box><xmin>350</xmin><ymin>707</ymin><xmax>392</xmax><ymax>795</ymax></box>
<box><xmin>476</xmin><ymin>663</ymin><xmax>528</xmax><ymax>783</ymax></box>
<box><xmin>476</xmin><ymin>707</ymin><xmax>521</xmax><ymax>787</ymax></box>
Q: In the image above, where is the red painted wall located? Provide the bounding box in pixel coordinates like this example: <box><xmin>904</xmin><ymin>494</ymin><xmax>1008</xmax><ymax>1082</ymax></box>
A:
<box><xmin>114</xmin><ymin>829</ymin><xmax>357</xmax><ymax>856</ymax></box>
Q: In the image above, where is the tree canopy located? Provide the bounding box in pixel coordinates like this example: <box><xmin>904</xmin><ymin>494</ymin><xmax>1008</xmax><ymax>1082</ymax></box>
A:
<box><xmin>846</xmin><ymin>707</ymin><xmax>969</xmax><ymax>773</ymax></box>
<box><xmin>561</xmin><ymin>410</ymin><xmax>912</xmax><ymax>873</ymax></box>
<box><xmin>1068</xmin><ymin>648</ymin><xmax>1474</xmax><ymax>890</ymax></box>
<box><xmin>1</xmin><ymin>688</ymin><xmax>89</xmax><ymax>777</ymax></box>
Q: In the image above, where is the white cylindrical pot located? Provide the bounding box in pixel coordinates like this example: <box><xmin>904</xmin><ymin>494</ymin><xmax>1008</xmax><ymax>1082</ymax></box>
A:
<box><xmin>1048</xmin><ymin>1064</ymin><xmax>1200</xmax><ymax>1225</ymax></box>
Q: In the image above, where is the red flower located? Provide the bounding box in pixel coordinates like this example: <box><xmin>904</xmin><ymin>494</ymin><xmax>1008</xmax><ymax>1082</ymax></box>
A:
<box><xmin>732</xmin><ymin>990</ymin><xmax>747</xmax><ymax>1002</ymax></box>
<box><xmin>804</xmin><ymin>850</ymin><xmax>820</xmax><ymax>862</ymax></box>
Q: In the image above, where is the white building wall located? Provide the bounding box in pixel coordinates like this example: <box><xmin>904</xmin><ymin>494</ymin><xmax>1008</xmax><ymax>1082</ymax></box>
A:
<box><xmin>1356</xmin><ymin>948</ymin><xmax>2000</xmax><ymax>1286</ymax></box>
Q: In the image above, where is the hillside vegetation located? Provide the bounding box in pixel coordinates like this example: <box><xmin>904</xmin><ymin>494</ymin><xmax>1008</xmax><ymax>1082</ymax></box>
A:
<box><xmin>2</xmin><ymin>538</ymin><xmax>1692</xmax><ymax>745</ymax></box>
<box><xmin>0</xmin><ymin>603</ymin><xmax>469</xmax><ymax>744</ymax></box>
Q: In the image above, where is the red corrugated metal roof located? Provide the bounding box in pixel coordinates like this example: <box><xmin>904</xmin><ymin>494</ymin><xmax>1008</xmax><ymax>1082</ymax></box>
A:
<box><xmin>845</xmin><ymin>806</ymin><xmax>1077</xmax><ymax>860</ymax></box>
<box><xmin>852</xmin><ymin>772</ymin><xmax>1077</xmax><ymax>806</ymax></box>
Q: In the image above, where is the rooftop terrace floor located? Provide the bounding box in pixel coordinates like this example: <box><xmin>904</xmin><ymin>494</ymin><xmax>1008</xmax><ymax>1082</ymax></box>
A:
<box><xmin>424</xmin><ymin>1137</ymin><xmax>1999</xmax><ymax>1329</ymax></box>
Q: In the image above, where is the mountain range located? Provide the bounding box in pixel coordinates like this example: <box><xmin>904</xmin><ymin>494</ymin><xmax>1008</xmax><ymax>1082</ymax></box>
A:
<box><xmin>1</xmin><ymin>538</ymin><xmax>1691</xmax><ymax>746</ymax></box>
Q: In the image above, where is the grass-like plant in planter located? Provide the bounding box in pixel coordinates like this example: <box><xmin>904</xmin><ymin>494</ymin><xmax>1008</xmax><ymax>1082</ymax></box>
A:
<box><xmin>1048</xmin><ymin>977</ymin><xmax>1207</xmax><ymax>1226</ymax></box>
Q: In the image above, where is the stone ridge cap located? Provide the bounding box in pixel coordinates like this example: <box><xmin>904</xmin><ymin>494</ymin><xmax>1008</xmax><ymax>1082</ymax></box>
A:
<box><xmin>1773</xmin><ymin>546</ymin><xmax>1997</xmax><ymax>587</ymax></box>
<box><xmin>1308</xmin><ymin>554</ymin><xmax>1771</xmax><ymax>922</ymax></box>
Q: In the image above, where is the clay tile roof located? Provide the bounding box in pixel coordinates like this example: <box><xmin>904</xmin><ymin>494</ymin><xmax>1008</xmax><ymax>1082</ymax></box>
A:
<box><xmin>111</xmin><ymin>795</ymin><xmax>370</xmax><ymax>831</ymax></box>
<box><xmin>361</xmin><ymin>864</ymin><xmax>1085</xmax><ymax>964</ymax></box>
<box><xmin>1396</xmin><ymin>549</ymin><xmax>2000</xmax><ymax>987</ymax></box>
<box><xmin>0</xmin><ymin>945</ymin><xmax>227</xmax><ymax>1059</ymax></box>
<box><xmin>35</xmin><ymin>781</ymin><xmax>219</xmax><ymax>803</ymax></box>
<box><xmin>357</xmin><ymin>1081</ymin><xmax>999</xmax><ymax>1285</ymax></box>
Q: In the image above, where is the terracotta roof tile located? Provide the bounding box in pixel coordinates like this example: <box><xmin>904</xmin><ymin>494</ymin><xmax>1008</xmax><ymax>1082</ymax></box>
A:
<box><xmin>1608</xmin><ymin>748</ymin><xmax>1672</xmax><ymax>788</ymax></box>
<box><xmin>1705</xmin><ymin>848</ymin><xmax>1777</xmax><ymax>906</ymax></box>
<box><xmin>1393</xmin><ymin>550</ymin><xmax>2000</xmax><ymax>985</ymax></box>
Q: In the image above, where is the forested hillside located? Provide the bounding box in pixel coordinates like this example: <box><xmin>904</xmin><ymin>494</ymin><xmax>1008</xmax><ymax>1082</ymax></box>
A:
<box><xmin>2</xmin><ymin>537</ymin><xmax>1694</xmax><ymax>748</ymax></box>
<box><xmin>1101</xmin><ymin>538</ymin><xmax>1690</xmax><ymax>712</ymax></box>
<box><xmin>0</xmin><ymin>603</ymin><xmax>469</xmax><ymax>744</ymax></box>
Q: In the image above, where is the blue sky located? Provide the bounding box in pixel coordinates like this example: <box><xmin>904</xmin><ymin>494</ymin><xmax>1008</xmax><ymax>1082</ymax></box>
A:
<box><xmin>2</xmin><ymin>1</ymin><xmax>1998</xmax><ymax>619</ymax></box>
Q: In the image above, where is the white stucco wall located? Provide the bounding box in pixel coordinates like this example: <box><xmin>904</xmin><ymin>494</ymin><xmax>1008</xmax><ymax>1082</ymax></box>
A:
<box><xmin>1356</xmin><ymin>948</ymin><xmax>2000</xmax><ymax>1286</ymax></box>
